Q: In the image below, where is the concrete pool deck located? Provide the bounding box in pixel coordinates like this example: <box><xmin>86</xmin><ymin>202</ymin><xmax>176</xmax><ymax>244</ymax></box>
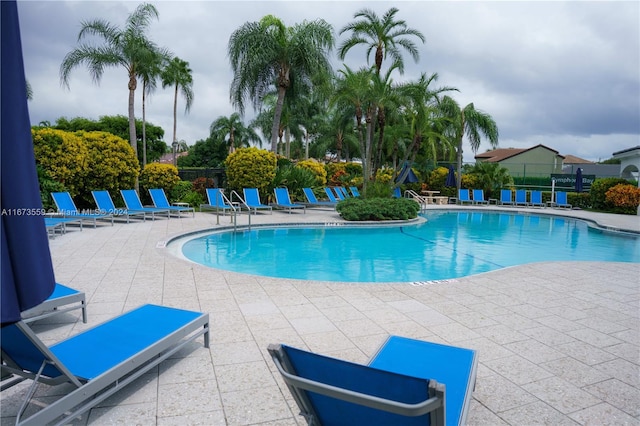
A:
<box><xmin>1</xmin><ymin>205</ymin><xmax>639</xmax><ymax>425</ymax></box>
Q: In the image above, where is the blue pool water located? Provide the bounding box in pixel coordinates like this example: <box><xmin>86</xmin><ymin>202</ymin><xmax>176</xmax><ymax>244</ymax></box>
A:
<box><xmin>179</xmin><ymin>211</ymin><xmax>640</xmax><ymax>283</ymax></box>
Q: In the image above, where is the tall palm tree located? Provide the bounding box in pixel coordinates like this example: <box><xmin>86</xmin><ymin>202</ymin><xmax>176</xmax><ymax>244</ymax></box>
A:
<box><xmin>161</xmin><ymin>56</ymin><xmax>194</xmax><ymax>157</ymax></box>
<box><xmin>138</xmin><ymin>47</ymin><xmax>171</xmax><ymax>166</ymax></box>
<box><xmin>338</xmin><ymin>7</ymin><xmax>425</xmax><ymax>75</ymax></box>
<box><xmin>439</xmin><ymin>95</ymin><xmax>499</xmax><ymax>193</ymax></box>
<box><xmin>209</xmin><ymin>113</ymin><xmax>260</xmax><ymax>154</ymax></box>
<box><xmin>228</xmin><ymin>15</ymin><xmax>335</xmax><ymax>153</ymax></box>
<box><xmin>60</xmin><ymin>3</ymin><xmax>161</xmax><ymax>156</ymax></box>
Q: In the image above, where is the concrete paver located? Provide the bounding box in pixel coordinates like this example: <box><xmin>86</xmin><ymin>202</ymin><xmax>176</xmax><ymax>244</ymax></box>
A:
<box><xmin>1</xmin><ymin>205</ymin><xmax>638</xmax><ymax>425</ymax></box>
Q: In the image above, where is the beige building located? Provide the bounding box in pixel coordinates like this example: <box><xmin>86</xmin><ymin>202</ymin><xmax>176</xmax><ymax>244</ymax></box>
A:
<box><xmin>475</xmin><ymin>144</ymin><xmax>564</xmax><ymax>178</ymax></box>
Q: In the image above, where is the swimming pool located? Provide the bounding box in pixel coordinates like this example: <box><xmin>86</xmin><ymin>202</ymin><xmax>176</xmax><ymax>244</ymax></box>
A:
<box><xmin>178</xmin><ymin>211</ymin><xmax>640</xmax><ymax>283</ymax></box>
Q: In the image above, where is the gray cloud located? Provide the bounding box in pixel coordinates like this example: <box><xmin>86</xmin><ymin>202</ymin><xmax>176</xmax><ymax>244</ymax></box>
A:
<box><xmin>17</xmin><ymin>1</ymin><xmax>639</xmax><ymax>162</ymax></box>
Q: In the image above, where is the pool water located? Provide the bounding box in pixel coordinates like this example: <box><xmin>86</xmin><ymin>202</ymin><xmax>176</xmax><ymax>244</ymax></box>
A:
<box><xmin>179</xmin><ymin>211</ymin><xmax>640</xmax><ymax>283</ymax></box>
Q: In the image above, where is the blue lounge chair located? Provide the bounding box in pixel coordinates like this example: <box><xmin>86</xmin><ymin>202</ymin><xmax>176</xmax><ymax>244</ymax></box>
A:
<box><xmin>45</xmin><ymin>217</ymin><xmax>83</xmax><ymax>236</ymax></box>
<box><xmin>92</xmin><ymin>190</ymin><xmax>147</xmax><ymax>223</ymax></box>
<box><xmin>303</xmin><ymin>188</ymin><xmax>337</xmax><ymax>208</ymax></box>
<box><xmin>499</xmin><ymin>189</ymin><xmax>514</xmax><ymax>206</ymax></box>
<box><xmin>554</xmin><ymin>191</ymin><xmax>572</xmax><ymax>209</ymax></box>
<box><xmin>324</xmin><ymin>187</ymin><xmax>340</xmax><ymax>203</ymax></box>
<box><xmin>21</xmin><ymin>283</ymin><xmax>87</xmax><ymax>324</ymax></box>
<box><xmin>268</xmin><ymin>335</ymin><xmax>477</xmax><ymax>426</ymax></box>
<box><xmin>273</xmin><ymin>187</ymin><xmax>306</xmax><ymax>213</ymax></box>
<box><xmin>393</xmin><ymin>187</ymin><xmax>402</xmax><ymax>198</ymax></box>
<box><xmin>243</xmin><ymin>188</ymin><xmax>273</xmax><ymax>215</ymax></box>
<box><xmin>332</xmin><ymin>187</ymin><xmax>346</xmax><ymax>200</ymax></box>
<box><xmin>1</xmin><ymin>304</ymin><xmax>209</xmax><ymax>425</ymax></box>
<box><xmin>201</xmin><ymin>188</ymin><xmax>236</xmax><ymax>215</ymax></box>
<box><xmin>472</xmin><ymin>189</ymin><xmax>488</xmax><ymax>205</ymax></box>
<box><xmin>515</xmin><ymin>189</ymin><xmax>528</xmax><ymax>206</ymax></box>
<box><xmin>349</xmin><ymin>186</ymin><xmax>361</xmax><ymax>197</ymax></box>
<box><xmin>120</xmin><ymin>189</ymin><xmax>171</xmax><ymax>220</ymax></box>
<box><xmin>530</xmin><ymin>190</ymin><xmax>545</xmax><ymax>208</ymax></box>
<box><xmin>338</xmin><ymin>187</ymin><xmax>351</xmax><ymax>198</ymax></box>
<box><xmin>149</xmin><ymin>188</ymin><xmax>195</xmax><ymax>218</ymax></box>
<box><xmin>458</xmin><ymin>189</ymin><xmax>472</xmax><ymax>204</ymax></box>
<box><xmin>51</xmin><ymin>192</ymin><xmax>114</xmax><ymax>227</ymax></box>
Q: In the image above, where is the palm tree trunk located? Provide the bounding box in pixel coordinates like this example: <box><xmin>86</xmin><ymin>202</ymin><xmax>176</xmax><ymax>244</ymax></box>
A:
<box><xmin>271</xmin><ymin>85</ymin><xmax>287</xmax><ymax>153</ymax></box>
<box><xmin>142</xmin><ymin>85</ymin><xmax>147</xmax><ymax>167</ymax></box>
<box><xmin>127</xmin><ymin>74</ymin><xmax>138</xmax><ymax>191</ymax></box>
<box><xmin>456</xmin><ymin>111</ymin><xmax>465</xmax><ymax>193</ymax></box>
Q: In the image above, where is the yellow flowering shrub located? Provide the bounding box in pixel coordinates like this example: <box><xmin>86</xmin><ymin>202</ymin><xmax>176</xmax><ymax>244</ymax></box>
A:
<box><xmin>296</xmin><ymin>159</ymin><xmax>327</xmax><ymax>186</ymax></box>
<box><xmin>32</xmin><ymin>128</ymin><xmax>88</xmax><ymax>197</ymax></box>
<box><xmin>78</xmin><ymin>131</ymin><xmax>139</xmax><ymax>205</ymax></box>
<box><xmin>605</xmin><ymin>184</ymin><xmax>640</xmax><ymax>214</ymax></box>
<box><xmin>139</xmin><ymin>163</ymin><xmax>181</xmax><ymax>200</ymax></box>
<box><xmin>225</xmin><ymin>147</ymin><xmax>277</xmax><ymax>193</ymax></box>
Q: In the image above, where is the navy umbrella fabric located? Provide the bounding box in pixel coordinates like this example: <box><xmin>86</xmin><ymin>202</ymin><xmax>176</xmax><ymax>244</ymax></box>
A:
<box><xmin>575</xmin><ymin>167</ymin><xmax>583</xmax><ymax>193</ymax></box>
<box><xmin>397</xmin><ymin>163</ymin><xmax>419</xmax><ymax>184</ymax></box>
<box><xmin>1</xmin><ymin>0</ymin><xmax>56</xmax><ymax>325</ymax></box>
<box><xmin>445</xmin><ymin>166</ymin><xmax>456</xmax><ymax>187</ymax></box>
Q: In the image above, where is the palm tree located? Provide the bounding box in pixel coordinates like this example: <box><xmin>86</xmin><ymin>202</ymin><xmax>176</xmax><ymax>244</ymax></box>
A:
<box><xmin>439</xmin><ymin>96</ymin><xmax>499</xmax><ymax>193</ymax></box>
<box><xmin>60</xmin><ymin>3</ymin><xmax>162</xmax><ymax>156</ymax></box>
<box><xmin>138</xmin><ymin>47</ymin><xmax>171</xmax><ymax>166</ymax></box>
<box><xmin>161</xmin><ymin>56</ymin><xmax>194</xmax><ymax>157</ymax></box>
<box><xmin>228</xmin><ymin>15</ymin><xmax>335</xmax><ymax>153</ymax></box>
<box><xmin>338</xmin><ymin>7</ymin><xmax>425</xmax><ymax>75</ymax></box>
<box><xmin>209</xmin><ymin>113</ymin><xmax>260</xmax><ymax>154</ymax></box>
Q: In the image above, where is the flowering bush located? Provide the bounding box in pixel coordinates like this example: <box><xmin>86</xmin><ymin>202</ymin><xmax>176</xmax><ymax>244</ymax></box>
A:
<box><xmin>605</xmin><ymin>184</ymin><xmax>640</xmax><ymax>215</ymax></box>
<box><xmin>32</xmin><ymin>128</ymin><xmax>88</xmax><ymax>197</ymax></box>
<box><xmin>139</xmin><ymin>163</ymin><xmax>181</xmax><ymax>203</ymax></box>
<box><xmin>78</xmin><ymin>131</ymin><xmax>139</xmax><ymax>205</ymax></box>
<box><xmin>225</xmin><ymin>147</ymin><xmax>276</xmax><ymax>194</ymax></box>
<box><xmin>296</xmin><ymin>159</ymin><xmax>327</xmax><ymax>186</ymax></box>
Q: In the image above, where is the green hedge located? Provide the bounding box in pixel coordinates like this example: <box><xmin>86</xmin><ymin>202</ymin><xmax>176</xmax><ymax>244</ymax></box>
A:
<box><xmin>336</xmin><ymin>197</ymin><xmax>420</xmax><ymax>221</ymax></box>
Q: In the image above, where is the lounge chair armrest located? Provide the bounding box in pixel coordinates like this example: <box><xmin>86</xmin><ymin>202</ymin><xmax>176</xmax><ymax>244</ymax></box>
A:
<box><xmin>270</xmin><ymin>350</ymin><xmax>443</xmax><ymax>417</ymax></box>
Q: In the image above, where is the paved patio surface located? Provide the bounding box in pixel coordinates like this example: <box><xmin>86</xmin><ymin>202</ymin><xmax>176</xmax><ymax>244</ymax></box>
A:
<box><xmin>2</xmin><ymin>205</ymin><xmax>639</xmax><ymax>425</ymax></box>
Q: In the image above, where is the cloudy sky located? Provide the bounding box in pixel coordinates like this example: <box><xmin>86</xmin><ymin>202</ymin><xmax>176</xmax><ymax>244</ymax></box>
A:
<box><xmin>17</xmin><ymin>1</ymin><xmax>640</xmax><ymax>163</ymax></box>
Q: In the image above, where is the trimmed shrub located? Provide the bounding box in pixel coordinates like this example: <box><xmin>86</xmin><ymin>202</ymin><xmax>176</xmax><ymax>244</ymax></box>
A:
<box><xmin>296</xmin><ymin>159</ymin><xmax>327</xmax><ymax>186</ymax></box>
<box><xmin>181</xmin><ymin>191</ymin><xmax>204</xmax><ymax>209</ymax></box>
<box><xmin>192</xmin><ymin>177</ymin><xmax>215</xmax><ymax>199</ymax></box>
<box><xmin>590</xmin><ymin>177</ymin><xmax>631</xmax><ymax>211</ymax></box>
<box><xmin>225</xmin><ymin>147</ymin><xmax>277</xmax><ymax>195</ymax></box>
<box><xmin>605</xmin><ymin>184</ymin><xmax>640</xmax><ymax>215</ymax></box>
<box><xmin>32</xmin><ymin>128</ymin><xmax>88</xmax><ymax>197</ymax></box>
<box><xmin>336</xmin><ymin>197</ymin><xmax>420</xmax><ymax>221</ymax></box>
<box><xmin>273</xmin><ymin>165</ymin><xmax>317</xmax><ymax>202</ymax></box>
<box><xmin>76</xmin><ymin>130</ymin><xmax>139</xmax><ymax>206</ymax></box>
<box><xmin>139</xmin><ymin>163</ymin><xmax>181</xmax><ymax>204</ymax></box>
<box><xmin>170</xmin><ymin>180</ymin><xmax>194</xmax><ymax>203</ymax></box>
<box><xmin>37</xmin><ymin>166</ymin><xmax>67</xmax><ymax>211</ymax></box>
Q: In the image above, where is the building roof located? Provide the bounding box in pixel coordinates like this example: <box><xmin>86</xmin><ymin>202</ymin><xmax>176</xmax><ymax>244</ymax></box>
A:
<box><xmin>475</xmin><ymin>144</ymin><xmax>563</xmax><ymax>162</ymax></box>
<box><xmin>562</xmin><ymin>155</ymin><xmax>594</xmax><ymax>164</ymax></box>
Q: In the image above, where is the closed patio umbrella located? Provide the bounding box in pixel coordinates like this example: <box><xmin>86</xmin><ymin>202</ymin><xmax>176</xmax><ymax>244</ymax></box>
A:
<box><xmin>397</xmin><ymin>163</ymin><xmax>419</xmax><ymax>184</ymax></box>
<box><xmin>575</xmin><ymin>168</ymin><xmax>583</xmax><ymax>193</ymax></box>
<box><xmin>1</xmin><ymin>0</ymin><xmax>56</xmax><ymax>325</ymax></box>
<box><xmin>445</xmin><ymin>166</ymin><xmax>456</xmax><ymax>187</ymax></box>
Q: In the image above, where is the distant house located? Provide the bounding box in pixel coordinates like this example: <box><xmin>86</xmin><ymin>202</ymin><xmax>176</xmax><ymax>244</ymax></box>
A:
<box><xmin>475</xmin><ymin>144</ymin><xmax>564</xmax><ymax>178</ymax></box>
<box><xmin>562</xmin><ymin>154</ymin><xmax>619</xmax><ymax>177</ymax></box>
<box><xmin>157</xmin><ymin>152</ymin><xmax>188</xmax><ymax>165</ymax></box>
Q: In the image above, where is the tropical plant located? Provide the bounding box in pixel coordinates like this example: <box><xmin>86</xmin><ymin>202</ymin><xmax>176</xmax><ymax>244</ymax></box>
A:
<box><xmin>338</xmin><ymin>7</ymin><xmax>425</xmax><ymax>76</ymax></box>
<box><xmin>77</xmin><ymin>130</ymin><xmax>139</xmax><ymax>205</ymax></box>
<box><xmin>209</xmin><ymin>113</ymin><xmax>260</xmax><ymax>154</ymax></box>
<box><xmin>296</xmin><ymin>159</ymin><xmax>327</xmax><ymax>186</ymax></box>
<box><xmin>60</xmin><ymin>3</ymin><xmax>163</xmax><ymax>157</ymax></box>
<box><xmin>439</xmin><ymin>96</ymin><xmax>499</xmax><ymax>193</ymax></box>
<box><xmin>272</xmin><ymin>165</ymin><xmax>317</xmax><ymax>201</ymax></box>
<box><xmin>468</xmin><ymin>162</ymin><xmax>513</xmax><ymax>198</ymax></box>
<box><xmin>138</xmin><ymin>163</ymin><xmax>181</xmax><ymax>203</ymax></box>
<box><xmin>52</xmin><ymin>115</ymin><xmax>167</xmax><ymax>163</ymax></box>
<box><xmin>605</xmin><ymin>184</ymin><xmax>640</xmax><ymax>215</ymax></box>
<box><xmin>228</xmin><ymin>14</ymin><xmax>335</xmax><ymax>153</ymax></box>
<box><xmin>161</xmin><ymin>56</ymin><xmax>194</xmax><ymax>157</ymax></box>
<box><xmin>138</xmin><ymin>47</ymin><xmax>171</xmax><ymax>166</ymax></box>
<box><xmin>225</xmin><ymin>147</ymin><xmax>277</xmax><ymax>195</ymax></box>
<box><xmin>32</xmin><ymin>128</ymin><xmax>88</xmax><ymax>197</ymax></box>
